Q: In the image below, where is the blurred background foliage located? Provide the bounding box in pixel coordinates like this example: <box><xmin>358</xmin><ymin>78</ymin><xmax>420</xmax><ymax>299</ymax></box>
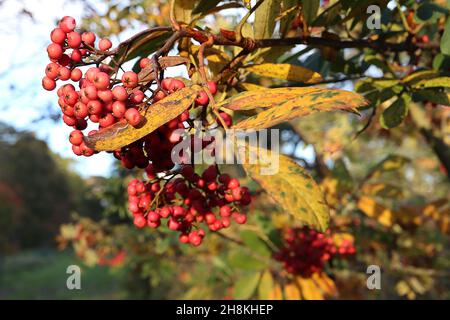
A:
<box><xmin>0</xmin><ymin>0</ymin><xmax>449</xmax><ymax>300</ymax></box>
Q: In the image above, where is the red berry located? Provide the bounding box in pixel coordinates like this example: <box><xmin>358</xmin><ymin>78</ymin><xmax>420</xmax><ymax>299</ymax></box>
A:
<box><xmin>70</xmin><ymin>68</ymin><xmax>82</xmax><ymax>81</ymax></box>
<box><xmin>87</xmin><ymin>100</ymin><xmax>103</xmax><ymax>115</ymax></box>
<box><xmin>122</xmin><ymin>71</ymin><xmax>139</xmax><ymax>88</ymax></box>
<box><xmin>207</xmin><ymin>81</ymin><xmax>217</xmax><ymax>95</ymax></box>
<box><xmin>58</xmin><ymin>67</ymin><xmax>71</xmax><ymax>81</ymax></box>
<box><xmin>139</xmin><ymin>57</ymin><xmax>151</xmax><ymax>69</ymax></box>
<box><xmin>50</xmin><ymin>28</ymin><xmax>66</xmax><ymax>44</ymax></box>
<box><xmin>125</xmin><ymin>108</ymin><xmax>142</xmax><ymax>126</ymax></box>
<box><xmin>227</xmin><ymin>178</ymin><xmax>240</xmax><ymax>189</ymax></box>
<box><xmin>67</xmin><ymin>31</ymin><xmax>82</xmax><ymax>48</ymax></box>
<box><xmin>112</xmin><ymin>86</ymin><xmax>128</xmax><ymax>101</ymax></box>
<box><xmin>45</xmin><ymin>63</ymin><xmax>60</xmax><ymax>79</ymax></box>
<box><xmin>59</xmin><ymin>16</ymin><xmax>76</xmax><ymax>33</ymax></box>
<box><xmin>99</xmin><ymin>38</ymin><xmax>112</xmax><ymax>51</ymax></box>
<box><xmin>69</xmin><ymin>130</ymin><xmax>84</xmax><ymax>146</ymax></box>
<box><xmin>47</xmin><ymin>43</ymin><xmax>63</xmax><ymax>60</ymax></box>
<box><xmin>93</xmin><ymin>72</ymin><xmax>110</xmax><ymax>90</ymax></box>
<box><xmin>97</xmin><ymin>89</ymin><xmax>113</xmax><ymax>102</ymax></box>
<box><xmin>195</xmin><ymin>91</ymin><xmax>209</xmax><ymax>106</ymax></box>
<box><xmin>81</xmin><ymin>32</ymin><xmax>96</xmax><ymax>45</ymax></box>
<box><xmin>112</xmin><ymin>101</ymin><xmax>126</xmax><ymax>118</ymax></box>
<box><xmin>74</xmin><ymin>102</ymin><xmax>88</xmax><ymax>119</ymax></box>
<box><xmin>133</xmin><ymin>215</ymin><xmax>146</xmax><ymax>229</ymax></box>
<box><xmin>42</xmin><ymin>77</ymin><xmax>56</xmax><ymax>91</ymax></box>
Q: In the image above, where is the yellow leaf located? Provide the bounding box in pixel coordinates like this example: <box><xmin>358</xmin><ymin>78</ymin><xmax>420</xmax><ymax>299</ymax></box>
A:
<box><xmin>244</xmin><ymin>63</ymin><xmax>323</xmax><ymax>84</ymax></box>
<box><xmin>238</xmin><ymin>82</ymin><xmax>266</xmax><ymax>91</ymax></box>
<box><xmin>311</xmin><ymin>272</ymin><xmax>338</xmax><ymax>297</ymax></box>
<box><xmin>84</xmin><ymin>86</ymin><xmax>200</xmax><ymax>151</ymax></box>
<box><xmin>217</xmin><ymin>87</ymin><xmax>365</xmax><ymax>129</ymax></box>
<box><xmin>239</xmin><ymin>145</ymin><xmax>330</xmax><ymax>232</ymax></box>
<box><xmin>296</xmin><ymin>277</ymin><xmax>324</xmax><ymax>300</ymax></box>
<box><xmin>268</xmin><ymin>283</ymin><xmax>283</xmax><ymax>300</ymax></box>
<box><xmin>283</xmin><ymin>283</ymin><xmax>301</xmax><ymax>300</ymax></box>
<box><xmin>258</xmin><ymin>270</ymin><xmax>274</xmax><ymax>299</ymax></box>
<box><xmin>357</xmin><ymin>196</ymin><xmax>393</xmax><ymax>227</ymax></box>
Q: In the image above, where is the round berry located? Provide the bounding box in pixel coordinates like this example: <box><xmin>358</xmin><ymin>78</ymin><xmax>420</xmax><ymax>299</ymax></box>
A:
<box><xmin>45</xmin><ymin>62</ymin><xmax>60</xmax><ymax>79</ymax></box>
<box><xmin>47</xmin><ymin>43</ymin><xmax>63</xmax><ymax>60</ymax></box>
<box><xmin>42</xmin><ymin>77</ymin><xmax>56</xmax><ymax>91</ymax></box>
<box><xmin>99</xmin><ymin>38</ymin><xmax>112</xmax><ymax>51</ymax></box>
<box><xmin>112</xmin><ymin>85</ymin><xmax>128</xmax><ymax>101</ymax></box>
<box><xmin>59</xmin><ymin>16</ymin><xmax>76</xmax><ymax>33</ymax></box>
<box><xmin>112</xmin><ymin>101</ymin><xmax>126</xmax><ymax>118</ymax></box>
<box><xmin>81</xmin><ymin>32</ymin><xmax>96</xmax><ymax>45</ymax></box>
<box><xmin>67</xmin><ymin>31</ymin><xmax>82</xmax><ymax>48</ymax></box>
<box><xmin>50</xmin><ymin>28</ymin><xmax>66</xmax><ymax>44</ymax></box>
<box><xmin>69</xmin><ymin>130</ymin><xmax>84</xmax><ymax>146</ymax></box>
<box><xmin>122</xmin><ymin>71</ymin><xmax>139</xmax><ymax>88</ymax></box>
<box><xmin>125</xmin><ymin>108</ymin><xmax>142</xmax><ymax>126</ymax></box>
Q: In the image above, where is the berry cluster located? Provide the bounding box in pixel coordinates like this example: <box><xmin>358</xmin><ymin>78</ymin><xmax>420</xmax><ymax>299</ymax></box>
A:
<box><xmin>128</xmin><ymin>165</ymin><xmax>251</xmax><ymax>246</ymax></box>
<box><xmin>273</xmin><ymin>227</ymin><xmax>355</xmax><ymax>277</ymax></box>
<box><xmin>44</xmin><ymin>17</ymin><xmax>249</xmax><ymax>247</ymax></box>
<box><xmin>43</xmin><ymin>16</ymin><xmax>219</xmax><ymax>160</ymax></box>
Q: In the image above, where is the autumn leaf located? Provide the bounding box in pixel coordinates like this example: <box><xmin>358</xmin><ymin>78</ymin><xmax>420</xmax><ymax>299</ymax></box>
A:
<box><xmin>357</xmin><ymin>196</ymin><xmax>393</xmax><ymax>227</ymax></box>
<box><xmin>244</xmin><ymin>63</ymin><xmax>323</xmax><ymax>84</ymax></box>
<box><xmin>84</xmin><ymin>86</ymin><xmax>200</xmax><ymax>151</ymax></box>
<box><xmin>239</xmin><ymin>145</ymin><xmax>330</xmax><ymax>232</ymax></box>
<box><xmin>217</xmin><ymin>87</ymin><xmax>365</xmax><ymax>130</ymax></box>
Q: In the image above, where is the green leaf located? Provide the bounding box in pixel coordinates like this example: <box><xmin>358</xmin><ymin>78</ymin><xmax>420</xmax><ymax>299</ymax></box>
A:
<box><xmin>233</xmin><ymin>273</ymin><xmax>261</xmax><ymax>299</ymax></box>
<box><xmin>111</xmin><ymin>29</ymin><xmax>171</xmax><ymax>67</ymax></box>
<box><xmin>228</xmin><ymin>250</ymin><xmax>267</xmax><ymax>270</ymax></box>
<box><xmin>240</xmin><ymin>230</ymin><xmax>271</xmax><ymax>257</ymax></box>
<box><xmin>441</xmin><ymin>18</ymin><xmax>450</xmax><ymax>56</ymax></box>
<box><xmin>239</xmin><ymin>146</ymin><xmax>330</xmax><ymax>232</ymax></box>
<box><xmin>380</xmin><ymin>94</ymin><xmax>411</xmax><ymax>129</ymax></box>
<box><xmin>254</xmin><ymin>0</ymin><xmax>282</xmax><ymax>39</ymax></box>
<box><xmin>413</xmin><ymin>89</ymin><xmax>450</xmax><ymax>106</ymax></box>
<box><xmin>302</xmin><ymin>0</ymin><xmax>320</xmax><ymax>26</ymax></box>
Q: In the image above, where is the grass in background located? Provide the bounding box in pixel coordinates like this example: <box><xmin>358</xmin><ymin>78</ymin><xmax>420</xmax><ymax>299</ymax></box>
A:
<box><xmin>0</xmin><ymin>248</ymin><xmax>126</xmax><ymax>299</ymax></box>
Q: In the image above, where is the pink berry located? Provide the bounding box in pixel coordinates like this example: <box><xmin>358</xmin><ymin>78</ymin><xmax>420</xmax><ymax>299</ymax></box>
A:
<box><xmin>125</xmin><ymin>108</ymin><xmax>142</xmax><ymax>126</ymax></box>
<box><xmin>69</xmin><ymin>130</ymin><xmax>84</xmax><ymax>146</ymax></box>
<box><xmin>50</xmin><ymin>28</ymin><xmax>66</xmax><ymax>44</ymax></box>
<box><xmin>93</xmin><ymin>72</ymin><xmax>110</xmax><ymax>90</ymax></box>
<box><xmin>59</xmin><ymin>16</ymin><xmax>76</xmax><ymax>33</ymax></box>
<box><xmin>139</xmin><ymin>57</ymin><xmax>151</xmax><ymax>69</ymax></box>
<box><xmin>58</xmin><ymin>67</ymin><xmax>71</xmax><ymax>81</ymax></box>
<box><xmin>99</xmin><ymin>38</ymin><xmax>112</xmax><ymax>51</ymax></box>
<box><xmin>97</xmin><ymin>89</ymin><xmax>113</xmax><ymax>102</ymax></box>
<box><xmin>81</xmin><ymin>32</ymin><xmax>96</xmax><ymax>45</ymax></box>
<box><xmin>122</xmin><ymin>71</ymin><xmax>139</xmax><ymax>88</ymax></box>
<box><xmin>112</xmin><ymin>101</ymin><xmax>126</xmax><ymax>118</ymax></box>
<box><xmin>42</xmin><ymin>77</ymin><xmax>56</xmax><ymax>91</ymax></box>
<box><xmin>45</xmin><ymin>62</ymin><xmax>60</xmax><ymax>79</ymax></box>
<box><xmin>70</xmin><ymin>68</ymin><xmax>82</xmax><ymax>82</ymax></box>
<box><xmin>47</xmin><ymin>43</ymin><xmax>63</xmax><ymax>60</ymax></box>
<box><xmin>67</xmin><ymin>31</ymin><xmax>82</xmax><ymax>48</ymax></box>
<box><xmin>112</xmin><ymin>86</ymin><xmax>128</xmax><ymax>101</ymax></box>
